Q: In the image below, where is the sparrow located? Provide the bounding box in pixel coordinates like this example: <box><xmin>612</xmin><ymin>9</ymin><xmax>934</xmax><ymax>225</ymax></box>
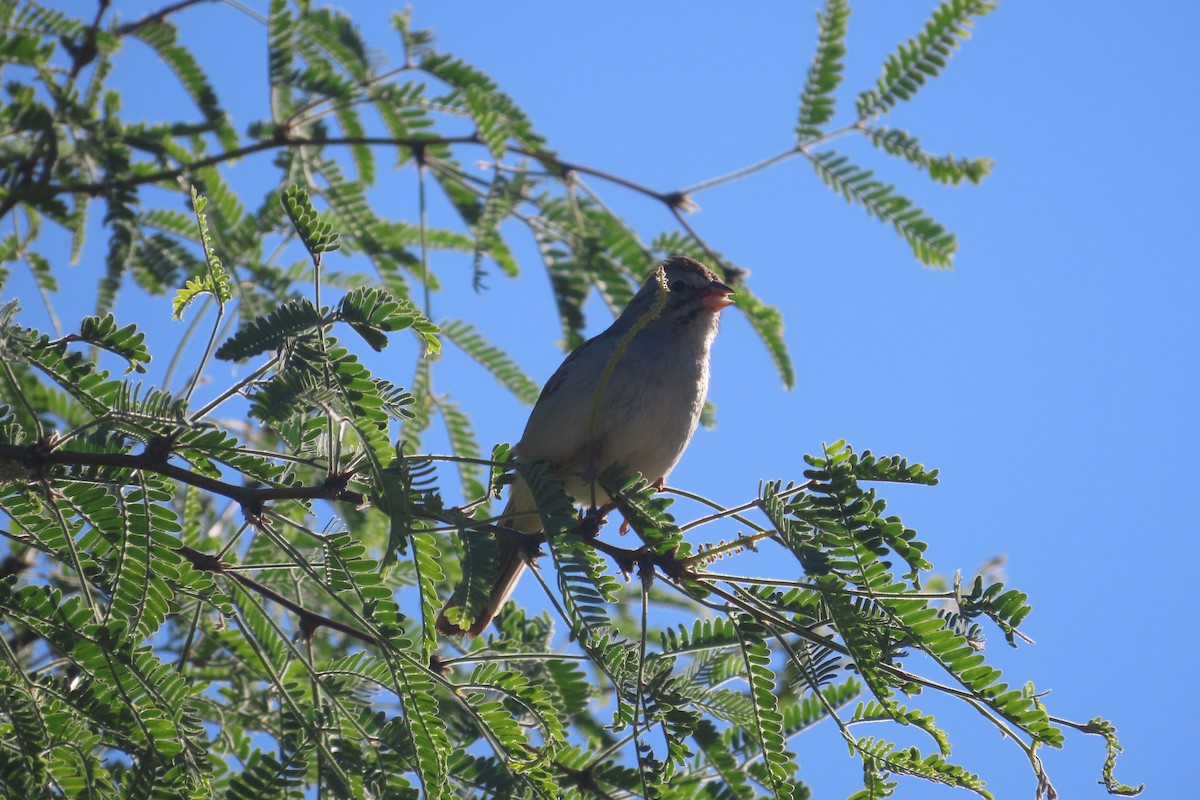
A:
<box><xmin>437</xmin><ymin>256</ymin><xmax>735</xmax><ymax>636</ymax></box>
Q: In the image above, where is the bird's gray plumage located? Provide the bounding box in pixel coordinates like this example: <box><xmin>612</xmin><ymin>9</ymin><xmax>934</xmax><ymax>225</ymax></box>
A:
<box><xmin>437</xmin><ymin>256</ymin><xmax>733</xmax><ymax>636</ymax></box>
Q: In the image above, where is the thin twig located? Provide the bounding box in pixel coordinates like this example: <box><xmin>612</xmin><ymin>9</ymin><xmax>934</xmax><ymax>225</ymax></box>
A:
<box><xmin>670</xmin><ymin>205</ymin><xmax>728</xmax><ymax>276</ymax></box>
<box><xmin>509</xmin><ymin>145</ymin><xmax>670</xmax><ymax>203</ymax></box>
<box><xmin>678</xmin><ymin>147</ymin><xmax>803</xmax><ymax>196</ymax></box>
<box><xmin>162</xmin><ymin>295</ymin><xmax>211</xmax><ymax>392</ymax></box>
<box><xmin>179</xmin><ymin>545</ymin><xmax>376</xmax><ymax>644</ymax></box>
<box><xmin>188</xmin><ymin>355</ymin><xmax>278</xmax><ymax>421</ymax></box>
<box><xmin>11</xmin><ymin>212</ymin><xmax>62</xmax><ymax>337</ymax></box>
<box><xmin>114</xmin><ymin>0</ymin><xmax>217</xmax><ymax>36</ymax></box>
<box><xmin>1</xmin><ymin>360</ymin><xmax>44</xmax><ymax>442</ymax></box>
<box><xmin>702</xmin><ymin>571</ymin><xmax>958</xmax><ymax>600</ymax></box>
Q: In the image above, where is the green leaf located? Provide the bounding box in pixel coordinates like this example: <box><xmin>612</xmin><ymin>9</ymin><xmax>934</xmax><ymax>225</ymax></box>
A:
<box><xmin>281</xmin><ymin>183</ymin><xmax>341</xmax><ymax>262</ymax></box>
<box><xmin>223</xmin><ymin>744</ymin><xmax>311</xmax><ymax>800</ymax></box>
<box><xmin>391</xmin><ymin>654</ymin><xmax>453</xmax><ymax>798</ymax></box>
<box><xmin>335</xmin><ymin>286</ymin><xmax>440</xmax><ymax>354</ymax></box>
<box><xmin>391</xmin><ymin>8</ymin><xmax>434</xmax><ymax>60</ymax></box>
<box><xmin>72</xmin><ymin>314</ymin><xmax>150</xmax><ymax>374</ymax></box>
<box><xmin>2</xmin><ymin>320</ymin><xmax>124</xmax><ymax>417</ymax></box>
<box><xmin>600</xmin><ymin>468</ymin><xmax>689</xmax><ymax>559</ymax></box>
<box><xmin>733</xmin><ymin>617</ymin><xmax>795</xmax><ymax>799</ymax></box>
<box><xmin>131</xmin><ymin>21</ymin><xmax>236</xmax><ymax>150</ymax></box>
<box><xmin>266</xmin><ymin>0</ymin><xmax>295</xmax><ymax>91</ymax></box>
<box><xmin>439</xmin><ymin>318</ymin><xmax>539</xmax><ymax>404</ymax></box>
<box><xmin>797</xmin><ymin>0</ymin><xmax>851</xmax><ymax>138</ymax></box>
<box><xmin>848</xmin><ymin>449</ymin><xmax>940</xmax><ymax>485</ymax></box>
<box><xmin>421</xmin><ymin>51</ymin><xmax>548</xmax><ymax>154</ymax></box>
<box><xmin>852</xmin><ymin>699</ymin><xmax>949</xmax><ymax>755</ymax></box>
<box><xmin>435</xmin><ymin>395</ymin><xmax>484</xmax><ymax>499</ymax></box>
<box><xmin>759</xmin><ymin>480</ymin><xmax>832</xmax><ymax>576</ymax></box>
<box><xmin>524</xmin><ymin>460</ymin><xmax>619</xmax><ymax>643</ymax></box>
<box><xmin>0</xmin><ymin>30</ymin><xmax>55</xmax><ymax>65</ymax></box>
<box><xmin>855</xmin><ymin>0</ymin><xmax>998</xmax><ymax>120</ymax></box>
<box><xmin>1084</xmin><ymin>717</ymin><xmax>1145</xmax><ymax>797</ymax></box>
<box><xmin>693</xmin><ymin>719</ymin><xmax>756</xmax><ymax>800</ymax></box>
<box><xmin>809</xmin><ymin>150</ymin><xmax>957</xmax><ymax>267</ymax></box>
<box><xmin>440</xmin><ymin>528</ymin><xmax>499</xmax><ymax>633</ymax></box>
<box><xmin>100</xmin><ymin>478</ymin><xmax>182</xmax><ymax>640</ymax></box>
<box><xmin>173</xmin><ymin>187</ymin><xmax>234</xmax><ymax>319</ymax></box>
<box><xmin>98</xmin><ymin>152</ymin><xmax>137</xmax><ymax>316</ymax></box>
<box><xmin>731</xmin><ymin>286</ymin><xmax>795</xmax><ymax>389</ymax></box>
<box><xmin>22</xmin><ymin>249</ymin><xmax>57</xmax><ymax>295</ymax></box>
<box><xmin>396</xmin><ymin>530</ymin><xmax>439</xmax><ymax>656</ymax></box>
<box><xmin>214</xmin><ymin>299</ymin><xmax>322</xmax><ymax>361</ymax></box>
<box><xmin>336</xmin><ymin>104</ymin><xmax>376</xmax><ymax>185</ymax></box>
<box><xmin>129</xmin><ymin>231</ymin><xmax>204</xmax><ymax>294</ymax></box>
<box><xmin>463</xmin><ymin>85</ymin><xmax>510</xmax><ymax>160</ymax></box>
<box><xmin>470</xmin><ymin>169</ymin><xmax>523</xmax><ymax>288</ymax></box>
<box><xmin>298</xmin><ymin>7</ymin><xmax>372</xmax><ymax>82</ymax></box>
<box><xmin>865</xmin><ymin>126</ymin><xmax>993</xmax><ymax>185</ymax></box>
<box><xmin>854</xmin><ymin>736</ymin><xmax>992</xmax><ymax>798</ymax></box>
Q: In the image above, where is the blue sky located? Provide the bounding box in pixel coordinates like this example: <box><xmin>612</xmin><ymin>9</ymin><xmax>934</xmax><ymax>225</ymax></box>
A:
<box><xmin>13</xmin><ymin>1</ymin><xmax>1197</xmax><ymax>796</ymax></box>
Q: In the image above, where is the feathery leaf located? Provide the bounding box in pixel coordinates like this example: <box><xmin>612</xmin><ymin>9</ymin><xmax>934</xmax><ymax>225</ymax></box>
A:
<box><xmin>798</xmin><ymin>0</ymin><xmax>851</xmax><ymax>138</ymax></box>
<box><xmin>855</xmin><ymin>0</ymin><xmax>998</xmax><ymax>120</ymax></box>
<box><xmin>809</xmin><ymin>150</ymin><xmax>957</xmax><ymax>267</ymax></box>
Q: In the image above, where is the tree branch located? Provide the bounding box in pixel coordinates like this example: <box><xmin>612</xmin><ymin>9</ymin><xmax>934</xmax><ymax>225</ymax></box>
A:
<box><xmin>114</xmin><ymin>0</ymin><xmax>218</xmax><ymax>36</ymax></box>
<box><xmin>0</xmin><ymin>442</ymin><xmax>366</xmax><ymax>510</ymax></box>
<box><xmin>507</xmin><ymin>145</ymin><xmax>670</xmax><ymax>204</ymax></box>
<box><xmin>178</xmin><ymin>545</ymin><xmax>376</xmax><ymax>644</ymax></box>
<box><xmin>47</xmin><ymin>135</ymin><xmax>482</xmax><ymax>197</ymax></box>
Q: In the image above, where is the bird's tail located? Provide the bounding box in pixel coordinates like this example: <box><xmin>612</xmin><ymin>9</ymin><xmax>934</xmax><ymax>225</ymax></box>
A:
<box><xmin>436</xmin><ymin>480</ymin><xmax>541</xmax><ymax>637</ymax></box>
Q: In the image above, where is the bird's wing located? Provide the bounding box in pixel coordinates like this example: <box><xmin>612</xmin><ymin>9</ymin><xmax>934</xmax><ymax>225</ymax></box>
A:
<box><xmin>516</xmin><ymin>331</ymin><xmax>620</xmax><ymax>470</ymax></box>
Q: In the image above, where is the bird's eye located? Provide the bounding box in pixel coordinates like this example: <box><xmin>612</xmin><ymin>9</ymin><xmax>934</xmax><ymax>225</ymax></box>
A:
<box><xmin>669</xmin><ymin>279</ymin><xmax>687</xmax><ymax>293</ymax></box>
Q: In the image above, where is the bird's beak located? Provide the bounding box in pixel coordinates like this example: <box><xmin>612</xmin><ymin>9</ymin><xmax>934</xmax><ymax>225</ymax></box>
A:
<box><xmin>701</xmin><ymin>281</ymin><xmax>736</xmax><ymax>312</ymax></box>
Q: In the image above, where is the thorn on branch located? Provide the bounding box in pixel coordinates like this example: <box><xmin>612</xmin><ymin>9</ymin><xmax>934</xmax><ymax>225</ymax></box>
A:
<box><xmin>653</xmin><ymin>548</ymin><xmax>691</xmax><ymax>582</ymax></box>
<box><xmin>21</xmin><ymin>440</ymin><xmax>52</xmax><ymax>482</ymax></box>
<box><xmin>663</xmin><ymin>191</ymin><xmax>699</xmax><ymax>214</ymax></box>
<box><xmin>721</xmin><ymin>262</ymin><xmax>750</xmax><ymax>285</ymax></box>
<box><xmin>577</xmin><ymin>505</ymin><xmax>609</xmax><ymax>539</ymax></box>
<box><xmin>240</xmin><ymin>495</ymin><xmax>266</xmax><ymax>525</ymax></box>
<box><xmin>555</xmin><ymin>761</ymin><xmax>601</xmax><ymax>795</ymax></box>
<box><xmin>143</xmin><ymin>435</ymin><xmax>176</xmax><ymax>464</ymax></box>
<box><xmin>516</xmin><ymin>535</ymin><xmax>545</xmax><ymax>564</ymax></box>
<box><xmin>178</xmin><ymin>545</ymin><xmax>225</xmax><ymax>573</ymax></box>
<box><xmin>217</xmin><ymin>560</ymin><xmax>378</xmax><ymax>645</ymax></box>
<box><xmin>614</xmin><ymin>547</ymin><xmax>641</xmax><ymax>579</ymax></box>
<box><xmin>637</xmin><ymin>557</ymin><xmax>656</xmax><ymax>589</ymax></box>
<box><xmin>324</xmin><ymin>470</ymin><xmax>350</xmax><ymax>501</ymax></box>
<box><xmin>297</xmin><ymin>611</ymin><xmax>321</xmax><ymax>642</ymax></box>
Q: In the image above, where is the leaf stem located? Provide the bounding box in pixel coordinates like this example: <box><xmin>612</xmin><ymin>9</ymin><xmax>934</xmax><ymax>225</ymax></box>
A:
<box><xmin>188</xmin><ymin>355</ymin><xmax>278</xmax><ymax>421</ymax></box>
<box><xmin>163</xmin><ymin>294</ymin><xmax>211</xmax><ymax>392</ymax></box>
<box><xmin>679</xmin><ymin>147</ymin><xmax>803</xmax><ymax>196</ymax></box>
<box><xmin>1</xmin><ymin>360</ymin><xmax>44</xmax><ymax>442</ymax></box>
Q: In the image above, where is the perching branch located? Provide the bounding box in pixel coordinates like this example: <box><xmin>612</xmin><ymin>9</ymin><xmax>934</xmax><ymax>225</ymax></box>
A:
<box><xmin>0</xmin><ymin>442</ymin><xmax>366</xmax><ymax>511</ymax></box>
<box><xmin>44</xmin><ymin>135</ymin><xmax>479</xmax><ymax>197</ymax></box>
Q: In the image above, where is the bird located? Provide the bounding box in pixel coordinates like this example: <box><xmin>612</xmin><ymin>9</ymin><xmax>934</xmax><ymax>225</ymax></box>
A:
<box><xmin>436</xmin><ymin>256</ymin><xmax>735</xmax><ymax>637</ymax></box>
